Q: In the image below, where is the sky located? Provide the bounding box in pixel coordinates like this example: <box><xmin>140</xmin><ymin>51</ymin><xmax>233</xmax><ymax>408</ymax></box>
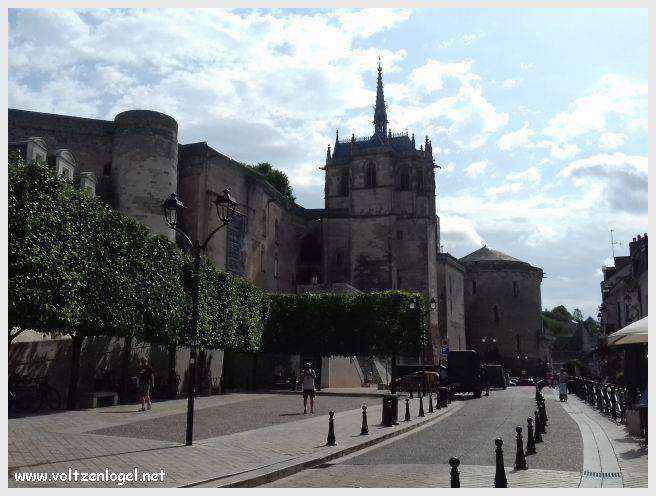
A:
<box><xmin>8</xmin><ymin>8</ymin><xmax>649</xmax><ymax>318</ymax></box>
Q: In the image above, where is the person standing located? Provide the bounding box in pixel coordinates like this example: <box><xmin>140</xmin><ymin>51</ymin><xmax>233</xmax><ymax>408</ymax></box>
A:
<box><xmin>137</xmin><ymin>357</ymin><xmax>154</xmax><ymax>412</ymax></box>
<box><xmin>481</xmin><ymin>363</ymin><xmax>490</xmax><ymax>396</ymax></box>
<box><xmin>298</xmin><ymin>362</ymin><xmax>316</xmax><ymax>414</ymax></box>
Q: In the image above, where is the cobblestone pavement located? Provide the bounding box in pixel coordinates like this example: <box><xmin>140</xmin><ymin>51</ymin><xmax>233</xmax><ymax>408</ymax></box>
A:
<box><xmin>9</xmin><ymin>390</ymin><xmax>454</xmax><ymax>487</ymax></box>
<box><xmin>90</xmin><ymin>394</ymin><xmax>378</xmax><ymax>443</ymax></box>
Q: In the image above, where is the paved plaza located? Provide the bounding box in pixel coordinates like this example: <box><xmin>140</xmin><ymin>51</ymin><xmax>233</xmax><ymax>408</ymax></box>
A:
<box><xmin>7</xmin><ymin>387</ymin><xmax>647</xmax><ymax>488</ymax></box>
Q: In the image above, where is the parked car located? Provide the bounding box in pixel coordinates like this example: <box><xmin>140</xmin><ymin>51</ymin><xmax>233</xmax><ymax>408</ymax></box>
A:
<box><xmin>390</xmin><ymin>371</ymin><xmax>440</xmax><ymax>394</ymax></box>
<box><xmin>518</xmin><ymin>377</ymin><xmax>535</xmax><ymax>386</ymax></box>
<box><xmin>508</xmin><ymin>377</ymin><xmax>518</xmax><ymax>387</ymax></box>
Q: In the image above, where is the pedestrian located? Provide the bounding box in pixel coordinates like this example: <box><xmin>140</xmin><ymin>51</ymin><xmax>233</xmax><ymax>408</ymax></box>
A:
<box><xmin>558</xmin><ymin>369</ymin><xmax>568</xmax><ymax>402</ymax></box>
<box><xmin>298</xmin><ymin>362</ymin><xmax>316</xmax><ymax>414</ymax></box>
<box><xmin>137</xmin><ymin>357</ymin><xmax>154</xmax><ymax>412</ymax></box>
<box><xmin>481</xmin><ymin>363</ymin><xmax>490</xmax><ymax>396</ymax></box>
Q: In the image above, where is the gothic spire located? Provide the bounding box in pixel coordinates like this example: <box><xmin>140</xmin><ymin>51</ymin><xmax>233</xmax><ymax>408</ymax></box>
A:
<box><xmin>373</xmin><ymin>56</ymin><xmax>388</xmax><ymax>137</ymax></box>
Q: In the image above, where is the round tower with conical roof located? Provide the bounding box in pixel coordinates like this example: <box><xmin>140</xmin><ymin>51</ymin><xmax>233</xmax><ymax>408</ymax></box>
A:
<box><xmin>460</xmin><ymin>246</ymin><xmax>545</xmax><ymax>376</ymax></box>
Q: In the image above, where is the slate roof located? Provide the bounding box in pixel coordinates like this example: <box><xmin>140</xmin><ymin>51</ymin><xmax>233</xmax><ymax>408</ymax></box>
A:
<box><xmin>459</xmin><ymin>246</ymin><xmax>524</xmax><ymax>264</ymax></box>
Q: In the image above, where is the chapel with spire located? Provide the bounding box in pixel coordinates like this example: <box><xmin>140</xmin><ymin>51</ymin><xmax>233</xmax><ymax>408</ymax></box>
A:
<box><xmin>321</xmin><ymin>58</ymin><xmax>441</xmax><ymax>342</ymax></box>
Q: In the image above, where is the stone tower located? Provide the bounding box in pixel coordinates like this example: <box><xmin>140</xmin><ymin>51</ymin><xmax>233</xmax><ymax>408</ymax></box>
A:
<box><xmin>460</xmin><ymin>246</ymin><xmax>545</xmax><ymax>375</ymax></box>
<box><xmin>111</xmin><ymin>110</ymin><xmax>179</xmax><ymax>240</ymax></box>
<box><xmin>322</xmin><ymin>61</ymin><xmax>440</xmax><ymax>355</ymax></box>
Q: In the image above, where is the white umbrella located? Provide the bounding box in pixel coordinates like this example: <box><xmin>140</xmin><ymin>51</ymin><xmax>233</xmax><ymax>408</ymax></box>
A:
<box><xmin>607</xmin><ymin>316</ymin><xmax>648</xmax><ymax>346</ymax></box>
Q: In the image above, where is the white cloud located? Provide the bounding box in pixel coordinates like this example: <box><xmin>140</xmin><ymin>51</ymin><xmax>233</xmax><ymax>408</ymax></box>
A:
<box><xmin>520</xmin><ymin>62</ymin><xmax>534</xmax><ymax>70</ymax></box>
<box><xmin>506</xmin><ymin>166</ymin><xmax>541</xmax><ymax>183</ymax></box>
<box><xmin>464</xmin><ymin>159</ymin><xmax>489</xmax><ymax>177</ymax></box>
<box><xmin>486</xmin><ymin>182</ymin><xmax>523</xmax><ymax>196</ymax></box>
<box><xmin>409</xmin><ymin>58</ymin><xmax>474</xmax><ymax>94</ymax></box>
<box><xmin>598</xmin><ymin>132</ymin><xmax>628</xmax><ymax>150</ymax></box>
<box><xmin>559</xmin><ymin>153</ymin><xmax>648</xmax><ymax>214</ymax></box>
<box><xmin>535</xmin><ymin>140</ymin><xmax>582</xmax><ymax>160</ymax></box>
<box><xmin>462</xmin><ymin>31</ymin><xmax>486</xmax><ymax>45</ymax></box>
<box><xmin>439</xmin><ymin>214</ymin><xmax>485</xmax><ymax>250</ymax></box>
<box><xmin>441</xmin><ymin>162</ymin><xmax>456</xmax><ymax>175</ymax></box>
<box><xmin>543</xmin><ymin>74</ymin><xmax>647</xmax><ymax>143</ymax></box>
<box><xmin>498</xmin><ymin>121</ymin><xmax>535</xmax><ymax>151</ymax></box>
<box><xmin>501</xmin><ymin>78</ymin><xmax>520</xmax><ymax>89</ymax></box>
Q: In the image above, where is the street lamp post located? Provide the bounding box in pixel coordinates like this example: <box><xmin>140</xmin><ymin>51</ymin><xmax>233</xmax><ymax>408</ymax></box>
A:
<box><xmin>162</xmin><ymin>189</ymin><xmax>237</xmax><ymax>446</ymax></box>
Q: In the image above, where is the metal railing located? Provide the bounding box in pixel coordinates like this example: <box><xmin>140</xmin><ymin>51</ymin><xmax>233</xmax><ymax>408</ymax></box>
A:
<box><xmin>571</xmin><ymin>377</ymin><xmax>637</xmax><ymax>424</ymax></box>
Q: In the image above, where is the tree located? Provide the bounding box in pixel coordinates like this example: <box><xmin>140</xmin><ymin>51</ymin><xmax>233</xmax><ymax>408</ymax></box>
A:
<box><xmin>249</xmin><ymin>162</ymin><xmax>296</xmax><ymax>203</ymax></box>
<box><xmin>572</xmin><ymin>308</ymin><xmax>584</xmax><ymax>322</ymax></box>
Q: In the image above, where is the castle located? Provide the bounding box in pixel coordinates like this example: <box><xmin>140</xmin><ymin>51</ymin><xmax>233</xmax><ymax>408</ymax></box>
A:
<box><xmin>9</xmin><ymin>61</ymin><xmax>548</xmax><ymax>377</ymax></box>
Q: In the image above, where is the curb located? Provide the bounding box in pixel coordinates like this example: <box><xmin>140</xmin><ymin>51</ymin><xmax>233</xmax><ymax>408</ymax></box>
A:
<box><xmin>183</xmin><ymin>400</ymin><xmax>462</xmax><ymax>488</ymax></box>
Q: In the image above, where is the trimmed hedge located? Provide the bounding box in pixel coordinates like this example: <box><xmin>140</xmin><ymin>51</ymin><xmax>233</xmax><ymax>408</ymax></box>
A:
<box><xmin>262</xmin><ymin>291</ymin><xmax>427</xmax><ymax>357</ymax></box>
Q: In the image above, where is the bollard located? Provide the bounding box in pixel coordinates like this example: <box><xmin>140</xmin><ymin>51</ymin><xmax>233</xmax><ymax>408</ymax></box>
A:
<box><xmin>494</xmin><ymin>438</ymin><xmax>508</xmax><ymax>488</ymax></box>
<box><xmin>514</xmin><ymin>426</ymin><xmax>527</xmax><ymax>470</ymax></box>
<box><xmin>428</xmin><ymin>392</ymin><xmax>434</xmax><ymax>413</ymax></box>
<box><xmin>540</xmin><ymin>398</ymin><xmax>548</xmax><ymax>426</ymax></box>
<box><xmin>361</xmin><ymin>404</ymin><xmax>369</xmax><ymax>435</ymax></box>
<box><xmin>526</xmin><ymin>417</ymin><xmax>536</xmax><ymax>455</ymax></box>
<box><xmin>410</xmin><ymin>388</ymin><xmax>414</xmax><ymax>399</ymax></box>
<box><xmin>418</xmin><ymin>393</ymin><xmax>425</xmax><ymax>417</ymax></box>
<box><xmin>404</xmin><ymin>397</ymin><xmax>411</xmax><ymax>421</ymax></box>
<box><xmin>539</xmin><ymin>403</ymin><xmax>547</xmax><ymax>434</ymax></box>
<box><xmin>534</xmin><ymin>410</ymin><xmax>543</xmax><ymax>443</ymax></box>
<box><xmin>326</xmin><ymin>410</ymin><xmax>337</xmax><ymax>446</ymax></box>
<box><xmin>449</xmin><ymin>457</ymin><xmax>461</xmax><ymax>488</ymax></box>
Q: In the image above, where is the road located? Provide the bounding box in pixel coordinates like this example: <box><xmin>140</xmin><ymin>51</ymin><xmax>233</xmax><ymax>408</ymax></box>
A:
<box><xmin>266</xmin><ymin>386</ymin><xmax>583</xmax><ymax>487</ymax></box>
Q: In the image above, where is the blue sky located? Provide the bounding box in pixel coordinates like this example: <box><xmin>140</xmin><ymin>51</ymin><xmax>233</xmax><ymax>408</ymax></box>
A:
<box><xmin>8</xmin><ymin>8</ymin><xmax>648</xmax><ymax>317</ymax></box>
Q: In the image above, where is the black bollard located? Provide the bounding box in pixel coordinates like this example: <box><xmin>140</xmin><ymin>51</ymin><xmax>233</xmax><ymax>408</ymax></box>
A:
<box><xmin>526</xmin><ymin>417</ymin><xmax>537</xmax><ymax>455</ymax></box>
<box><xmin>494</xmin><ymin>438</ymin><xmax>508</xmax><ymax>488</ymax></box>
<box><xmin>449</xmin><ymin>457</ymin><xmax>461</xmax><ymax>488</ymax></box>
<box><xmin>540</xmin><ymin>398</ymin><xmax>548</xmax><ymax>425</ymax></box>
<box><xmin>410</xmin><ymin>388</ymin><xmax>414</xmax><ymax>399</ymax></box>
<box><xmin>534</xmin><ymin>410</ymin><xmax>543</xmax><ymax>443</ymax></box>
<box><xmin>428</xmin><ymin>392</ymin><xmax>434</xmax><ymax>413</ymax></box>
<box><xmin>361</xmin><ymin>404</ymin><xmax>369</xmax><ymax>435</ymax></box>
<box><xmin>418</xmin><ymin>393</ymin><xmax>425</xmax><ymax>417</ymax></box>
<box><xmin>326</xmin><ymin>410</ymin><xmax>337</xmax><ymax>446</ymax></box>
<box><xmin>514</xmin><ymin>426</ymin><xmax>527</xmax><ymax>470</ymax></box>
<box><xmin>404</xmin><ymin>397</ymin><xmax>411</xmax><ymax>421</ymax></box>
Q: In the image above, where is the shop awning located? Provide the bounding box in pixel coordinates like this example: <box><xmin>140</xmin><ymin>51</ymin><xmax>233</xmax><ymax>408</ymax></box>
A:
<box><xmin>607</xmin><ymin>316</ymin><xmax>648</xmax><ymax>346</ymax></box>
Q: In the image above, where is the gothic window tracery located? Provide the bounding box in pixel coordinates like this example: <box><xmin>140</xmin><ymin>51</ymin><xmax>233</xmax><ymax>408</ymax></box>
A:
<box><xmin>400</xmin><ymin>172</ymin><xmax>409</xmax><ymax>190</ymax></box>
<box><xmin>365</xmin><ymin>162</ymin><xmax>377</xmax><ymax>188</ymax></box>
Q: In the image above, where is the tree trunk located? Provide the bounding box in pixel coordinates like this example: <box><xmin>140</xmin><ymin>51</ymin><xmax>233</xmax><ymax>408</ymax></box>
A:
<box><xmin>119</xmin><ymin>335</ymin><xmax>133</xmax><ymax>404</ymax></box>
<box><xmin>66</xmin><ymin>333</ymin><xmax>84</xmax><ymax>410</ymax></box>
<box><xmin>168</xmin><ymin>344</ymin><xmax>177</xmax><ymax>399</ymax></box>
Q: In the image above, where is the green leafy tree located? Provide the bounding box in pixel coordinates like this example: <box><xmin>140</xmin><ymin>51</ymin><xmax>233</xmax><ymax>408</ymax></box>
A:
<box><xmin>249</xmin><ymin>162</ymin><xmax>296</xmax><ymax>203</ymax></box>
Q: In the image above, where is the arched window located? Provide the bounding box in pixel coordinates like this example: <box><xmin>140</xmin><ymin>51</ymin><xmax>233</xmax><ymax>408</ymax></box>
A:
<box><xmin>513</xmin><ymin>281</ymin><xmax>518</xmax><ymax>297</ymax></box>
<box><xmin>493</xmin><ymin>305</ymin><xmax>499</xmax><ymax>326</ymax></box>
<box><xmin>400</xmin><ymin>172</ymin><xmax>409</xmax><ymax>190</ymax></box>
<box><xmin>516</xmin><ymin>334</ymin><xmax>521</xmax><ymax>352</ymax></box>
<box><xmin>335</xmin><ymin>252</ymin><xmax>342</xmax><ymax>266</ymax></box>
<box><xmin>274</xmin><ymin>218</ymin><xmax>279</xmax><ymax>244</ymax></box>
<box><xmin>365</xmin><ymin>162</ymin><xmax>377</xmax><ymax>188</ymax></box>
